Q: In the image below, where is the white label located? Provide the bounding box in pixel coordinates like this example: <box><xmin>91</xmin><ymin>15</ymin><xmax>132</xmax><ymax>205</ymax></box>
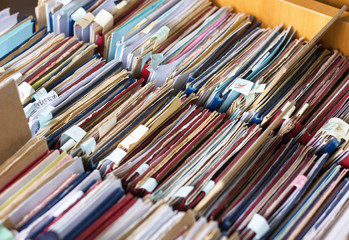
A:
<box><xmin>141</xmin><ymin>21</ymin><xmax>157</xmax><ymax>35</ymax></box>
<box><xmin>105</xmin><ymin>148</ymin><xmax>127</xmax><ymax>165</ymax></box>
<box><xmin>58</xmin><ymin>0</ymin><xmax>72</xmax><ymax>5</ymax></box>
<box><xmin>321</xmin><ymin>123</ymin><xmax>338</xmax><ymax>133</ymax></box>
<box><xmin>18</xmin><ymin>81</ymin><xmax>34</xmax><ymax>102</ymax></box>
<box><xmin>29</xmin><ymin>119</ymin><xmax>40</xmax><ymax>135</ymax></box>
<box><xmin>140</xmin><ymin>177</ymin><xmax>158</xmax><ymax>192</ymax></box>
<box><xmin>202</xmin><ymin>180</ymin><xmax>215</xmax><ymax>195</ymax></box>
<box><xmin>32</xmin><ymin>88</ymin><xmax>48</xmax><ymax>100</ymax></box>
<box><xmin>135</xmin><ymin>18</ymin><xmax>148</xmax><ymax>29</ymax></box>
<box><xmin>173</xmin><ymin>186</ymin><xmax>194</xmax><ymax>198</ymax></box>
<box><xmin>247</xmin><ymin>213</ymin><xmax>270</xmax><ymax>239</ymax></box>
<box><xmin>53</xmin><ymin>191</ymin><xmax>84</xmax><ymax>217</ymax></box>
<box><xmin>0</xmin><ymin>8</ymin><xmax>10</xmax><ymax>19</ymax></box>
<box><xmin>60</xmin><ymin>138</ymin><xmax>76</xmax><ymax>151</ymax></box>
<box><xmin>38</xmin><ymin>105</ymin><xmax>55</xmax><ymax>126</ymax></box>
<box><xmin>10</xmin><ymin>72</ymin><xmax>23</xmax><ymax>81</ymax></box>
<box><xmin>281</xmin><ymin>101</ymin><xmax>296</xmax><ymax>119</ymax></box>
<box><xmin>80</xmin><ymin>137</ymin><xmax>96</xmax><ymax>155</ymax></box>
<box><xmin>141</xmin><ymin>52</ymin><xmax>152</xmax><ymax>70</ymax></box>
<box><xmin>71</xmin><ymin>8</ymin><xmax>87</xmax><ymax>22</ymax></box>
<box><xmin>33</xmin><ymin>91</ymin><xmax>59</xmax><ymax>111</ymax></box>
<box><xmin>147</xmin><ymin>53</ymin><xmax>164</xmax><ymax>72</ymax></box>
<box><xmin>135</xmin><ymin>163</ymin><xmax>150</xmax><ymax>176</ymax></box>
<box><xmin>61</xmin><ymin>125</ymin><xmax>86</xmax><ymax>146</ymax></box>
<box><xmin>229</xmin><ymin>78</ymin><xmax>254</xmax><ymax>96</ymax></box>
<box><xmin>296</xmin><ymin>103</ymin><xmax>309</xmax><ymax>117</ymax></box>
<box><xmin>116</xmin><ymin>0</ymin><xmax>127</xmax><ymax>9</ymax></box>
<box><xmin>251</xmin><ymin>53</ymin><xmax>269</xmax><ymax>72</ymax></box>
<box><xmin>94</xmin><ymin>9</ymin><xmax>113</xmax><ymax>33</ymax></box>
<box><xmin>24</xmin><ymin>103</ymin><xmax>35</xmax><ymax>117</ymax></box>
<box><xmin>251</xmin><ymin>83</ymin><xmax>266</xmax><ymax>93</ymax></box>
<box><xmin>150</xmin><ymin>26</ymin><xmax>170</xmax><ymax>42</ymax></box>
<box><xmin>151</xmin><ymin>26</ymin><xmax>170</xmax><ymax>48</ymax></box>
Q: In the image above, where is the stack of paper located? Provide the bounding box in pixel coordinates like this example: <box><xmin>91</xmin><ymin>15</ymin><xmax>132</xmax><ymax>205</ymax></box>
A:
<box><xmin>0</xmin><ymin>1</ymin><xmax>349</xmax><ymax>239</ymax></box>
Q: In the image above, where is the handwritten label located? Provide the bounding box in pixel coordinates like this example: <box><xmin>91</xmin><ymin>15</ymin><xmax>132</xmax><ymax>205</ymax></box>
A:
<box><xmin>322</xmin><ymin>123</ymin><xmax>338</xmax><ymax>133</ymax></box>
<box><xmin>0</xmin><ymin>8</ymin><xmax>10</xmax><ymax>19</ymax></box>
<box><xmin>18</xmin><ymin>81</ymin><xmax>34</xmax><ymax>102</ymax></box>
<box><xmin>229</xmin><ymin>78</ymin><xmax>254</xmax><ymax>96</ymax></box>
<box><xmin>33</xmin><ymin>91</ymin><xmax>58</xmax><ymax>111</ymax></box>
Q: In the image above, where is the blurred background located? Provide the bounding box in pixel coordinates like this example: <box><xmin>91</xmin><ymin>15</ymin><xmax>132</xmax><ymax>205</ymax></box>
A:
<box><xmin>0</xmin><ymin>0</ymin><xmax>348</xmax><ymax>20</ymax></box>
<box><xmin>0</xmin><ymin>0</ymin><xmax>37</xmax><ymax>19</ymax></box>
